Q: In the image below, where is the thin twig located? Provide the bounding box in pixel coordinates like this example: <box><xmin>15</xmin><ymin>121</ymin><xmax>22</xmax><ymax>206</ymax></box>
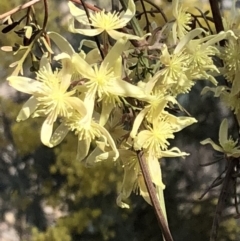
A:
<box><xmin>199</xmin><ymin>168</ymin><xmax>226</xmax><ymax>200</ymax></box>
<box><xmin>140</xmin><ymin>0</ymin><xmax>150</xmax><ymax>32</ymax></box>
<box><xmin>42</xmin><ymin>0</ymin><xmax>48</xmax><ymax>32</ymax></box>
<box><xmin>136</xmin><ymin>150</ymin><xmax>174</xmax><ymax>241</ymax></box>
<box><xmin>143</xmin><ymin>0</ymin><xmax>168</xmax><ymax>23</ymax></box>
<box><xmin>80</xmin><ymin>0</ymin><xmax>104</xmax><ymax>59</ymax></box>
<box><xmin>68</xmin><ymin>0</ymin><xmax>101</xmax><ymax>12</ymax></box>
<box><xmin>194</xmin><ymin>7</ymin><xmax>214</xmax><ymax>34</ymax></box>
<box><xmin>210</xmin><ymin>158</ymin><xmax>237</xmax><ymax>241</ymax></box>
<box><xmin>0</xmin><ymin>0</ymin><xmax>41</xmax><ymax>20</ymax></box>
<box><xmin>208</xmin><ymin>0</ymin><xmax>224</xmax><ymax>45</ymax></box>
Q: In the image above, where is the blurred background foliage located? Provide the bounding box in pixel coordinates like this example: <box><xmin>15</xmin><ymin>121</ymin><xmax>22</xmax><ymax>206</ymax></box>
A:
<box><xmin>0</xmin><ymin>0</ymin><xmax>240</xmax><ymax>241</ymax></box>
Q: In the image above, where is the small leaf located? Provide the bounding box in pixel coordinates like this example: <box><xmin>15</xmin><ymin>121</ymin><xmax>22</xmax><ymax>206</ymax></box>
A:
<box><xmin>2</xmin><ymin>21</ymin><xmax>19</xmax><ymax>33</ymax></box>
<box><xmin>204</xmin><ymin>10</ymin><xmax>210</xmax><ymax>15</ymax></box>
<box><xmin>14</xmin><ymin>28</ymin><xmax>25</xmax><ymax>37</ymax></box>
<box><xmin>150</xmin><ymin>8</ymin><xmax>155</xmax><ymax>17</ymax></box>
<box><xmin>2</xmin><ymin>16</ymin><xmax>13</xmax><ymax>25</ymax></box>
<box><xmin>129</xmin><ymin>64</ymin><xmax>137</xmax><ymax>70</ymax></box>
<box><xmin>1</xmin><ymin>46</ymin><xmax>13</xmax><ymax>52</ymax></box>
<box><xmin>40</xmin><ymin>36</ymin><xmax>54</xmax><ymax>54</ymax></box>
<box><xmin>9</xmin><ymin>61</ymin><xmax>19</xmax><ymax>68</ymax></box>
<box><xmin>24</xmin><ymin>26</ymin><xmax>33</xmax><ymax>39</ymax></box>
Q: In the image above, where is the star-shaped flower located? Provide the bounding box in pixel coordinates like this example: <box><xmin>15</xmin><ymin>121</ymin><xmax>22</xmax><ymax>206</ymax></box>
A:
<box><xmin>68</xmin><ymin>0</ymin><xmax>147</xmax><ymax>40</ymax></box>
<box><xmin>7</xmin><ymin>55</ymin><xmax>87</xmax><ymax>146</ymax></box>
<box><xmin>50</xmin><ymin>110</ymin><xmax>119</xmax><ymax>162</ymax></box>
<box><xmin>201</xmin><ymin>118</ymin><xmax>240</xmax><ymax>158</ymax></box>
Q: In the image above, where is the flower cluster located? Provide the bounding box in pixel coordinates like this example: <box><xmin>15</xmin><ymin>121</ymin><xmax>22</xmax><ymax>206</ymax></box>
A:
<box><xmin>200</xmin><ymin>0</ymin><xmax>240</xmax><ymax>155</ymax></box>
<box><xmin>6</xmin><ymin>0</ymin><xmax>236</xmax><ymax>212</ymax></box>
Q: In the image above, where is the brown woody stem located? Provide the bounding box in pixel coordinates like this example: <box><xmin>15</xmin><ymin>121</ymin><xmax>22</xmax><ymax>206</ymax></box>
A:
<box><xmin>208</xmin><ymin>0</ymin><xmax>225</xmax><ymax>45</ymax></box>
<box><xmin>136</xmin><ymin>150</ymin><xmax>174</xmax><ymax>241</ymax></box>
<box><xmin>210</xmin><ymin>158</ymin><xmax>237</xmax><ymax>241</ymax></box>
<box><xmin>0</xmin><ymin>0</ymin><xmax>41</xmax><ymax>20</ymax></box>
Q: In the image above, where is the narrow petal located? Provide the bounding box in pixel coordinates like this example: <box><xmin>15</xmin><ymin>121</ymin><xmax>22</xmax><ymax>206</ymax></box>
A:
<box><xmin>66</xmin><ymin>97</ymin><xmax>87</xmax><ymax>117</ymax></box>
<box><xmin>108</xmin><ymin>30</ymin><xmax>149</xmax><ymax>41</ymax></box>
<box><xmin>54</xmin><ymin>52</ymin><xmax>71</xmax><ymax>61</ymax></box>
<box><xmin>99</xmin><ymin>100</ymin><xmax>115</xmax><ymax>126</ymax></box>
<box><xmin>97</xmin><ymin>124</ymin><xmax>119</xmax><ymax>161</ymax></box>
<box><xmin>156</xmin><ymin>185</ymin><xmax>168</xmax><ymax>224</ymax></box>
<box><xmin>202</xmin><ymin>30</ymin><xmax>236</xmax><ymax>48</ymax></box>
<box><xmin>172</xmin><ymin>0</ymin><xmax>179</xmax><ymax>17</ymax></box>
<box><xmin>68</xmin><ymin>17</ymin><xmax>103</xmax><ymax>36</ymax></box>
<box><xmin>231</xmin><ymin>73</ymin><xmax>240</xmax><ymax>96</ymax></box>
<box><xmin>39</xmin><ymin>54</ymin><xmax>52</xmax><ymax>71</ymax></box>
<box><xmin>174</xmin><ymin>28</ymin><xmax>207</xmax><ymax>54</ymax></box>
<box><xmin>95</xmin><ymin>150</ymin><xmax>118</xmax><ymax>162</ymax></box>
<box><xmin>219</xmin><ymin>119</ymin><xmax>228</xmax><ymax>147</ymax></box>
<box><xmin>85</xmin><ymin>48</ymin><xmax>101</xmax><ymax>65</ymax></box>
<box><xmin>116</xmin><ymin>194</ymin><xmax>130</xmax><ymax>209</ymax></box>
<box><xmin>85</xmin><ymin>146</ymin><xmax>103</xmax><ymax>166</ymax></box>
<box><xmin>16</xmin><ymin>96</ymin><xmax>38</xmax><ymax>121</ymax></box>
<box><xmin>232</xmin><ymin>150</ymin><xmax>240</xmax><ymax>158</ymax></box>
<box><xmin>41</xmin><ymin>118</ymin><xmax>54</xmax><ymax>147</ymax></box>
<box><xmin>68</xmin><ymin>2</ymin><xmax>88</xmax><ymax>24</ymax></box>
<box><xmin>108</xmin><ymin>79</ymin><xmax>148</xmax><ymax>101</ymax></box>
<box><xmin>50</xmin><ymin>123</ymin><xmax>69</xmax><ymax>147</ymax></box>
<box><xmin>77</xmin><ymin>138</ymin><xmax>90</xmax><ymax>161</ymax></box>
<box><xmin>166</xmin><ymin>114</ymin><xmax>197</xmax><ymax>132</ymax></box>
<box><xmin>7</xmin><ymin>76</ymin><xmax>41</xmax><ymax>95</ymax></box>
<box><xmin>130</xmin><ymin>108</ymin><xmax>148</xmax><ymax>138</ymax></box>
<box><xmin>200</xmin><ymin>138</ymin><xmax>224</xmax><ymax>153</ymax></box>
<box><xmin>71</xmin><ymin>53</ymin><xmax>95</xmax><ymax>78</ymax></box>
<box><xmin>138</xmin><ymin>174</ymin><xmax>152</xmax><ymax>205</ymax></box>
<box><xmin>119</xmin><ymin>0</ymin><xmax>135</xmax><ymax>25</ymax></box>
<box><xmin>113</xmin><ymin>56</ymin><xmax>123</xmax><ymax>78</ymax></box>
<box><xmin>48</xmin><ymin>31</ymin><xmax>75</xmax><ymax>56</ymax></box>
<box><xmin>119</xmin><ymin>155</ymin><xmax>138</xmax><ymax>200</ymax></box>
<box><xmin>161</xmin><ymin>147</ymin><xmax>190</xmax><ymax>158</ymax></box>
<box><xmin>102</xmin><ymin>37</ymin><xmax>128</xmax><ymax>69</ymax></box>
<box><xmin>147</xmin><ymin>156</ymin><xmax>165</xmax><ymax>189</ymax></box>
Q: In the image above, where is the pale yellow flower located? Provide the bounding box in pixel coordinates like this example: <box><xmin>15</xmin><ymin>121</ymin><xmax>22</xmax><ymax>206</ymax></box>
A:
<box><xmin>68</xmin><ymin>0</ymin><xmax>146</xmax><ymax>40</ymax></box>
<box><xmin>201</xmin><ymin>85</ymin><xmax>240</xmax><ymax>114</ymax></box>
<box><xmin>221</xmin><ymin>91</ymin><xmax>240</xmax><ymax>114</ymax></box>
<box><xmin>201</xmin><ymin>118</ymin><xmax>240</xmax><ymax>158</ymax></box>
<box><xmin>71</xmin><ymin>37</ymin><xmax>149</xmax><ymax>125</ymax></box>
<box><xmin>7</xmin><ymin>55</ymin><xmax>87</xmax><ymax>147</ymax></box>
<box><xmin>221</xmin><ymin>37</ymin><xmax>240</xmax><ymax>83</ymax></box>
<box><xmin>171</xmin><ymin>0</ymin><xmax>192</xmax><ymax>44</ymax></box>
<box><xmin>134</xmin><ymin>113</ymin><xmax>196</xmax><ymax>158</ymax></box>
<box><xmin>50</xmin><ymin>110</ymin><xmax>119</xmax><ymax>162</ymax></box>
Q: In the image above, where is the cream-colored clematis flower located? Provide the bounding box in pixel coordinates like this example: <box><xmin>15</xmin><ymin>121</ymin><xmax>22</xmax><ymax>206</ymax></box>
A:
<box><xmin>133</xmin><ymin>112</ymin><xmax>197</xmax><ymax>158</ymax></box>
<box><xmin>50</xmin><ymin>110</ymin><xmax>119</xmax><ymax>162</ymax></box>
<box><xmin>171</xmin><ymin>0</ymin><xmax>192</xmax><ymax>44</ymax></box>
<box><xmin>7</xmin><ymin>55</ymin><xmax>87</xmax><ymax>147</ymax></box>
<box><xmin>49</xmin><ymin>34</ymin><xmax>148</xmax><ymax>125</ymax></box>
<box><xmin>71</xmin><ymin>37</ymin><xmax>149</xmax><ymax>125</ymax></box>
<box><xmin>68</xmin><ymin>0</ymin><xmax>146</xmax><ymax>40</ymax></box>
<box><xmin>201</xmin><ymin>118</ymin><xmax>240</xmax><ymax>158</ymax></box>
<box><xmin>134</xmin><ymin>117</ymin><xmax>193</xmax><ymax>159</ymax></box>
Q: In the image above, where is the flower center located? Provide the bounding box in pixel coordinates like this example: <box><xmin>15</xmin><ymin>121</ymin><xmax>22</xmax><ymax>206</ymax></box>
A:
<box><xmin>90</xmin><ymin>11</ymin><xmax>121</xmax><ymax>30</ymax></box>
